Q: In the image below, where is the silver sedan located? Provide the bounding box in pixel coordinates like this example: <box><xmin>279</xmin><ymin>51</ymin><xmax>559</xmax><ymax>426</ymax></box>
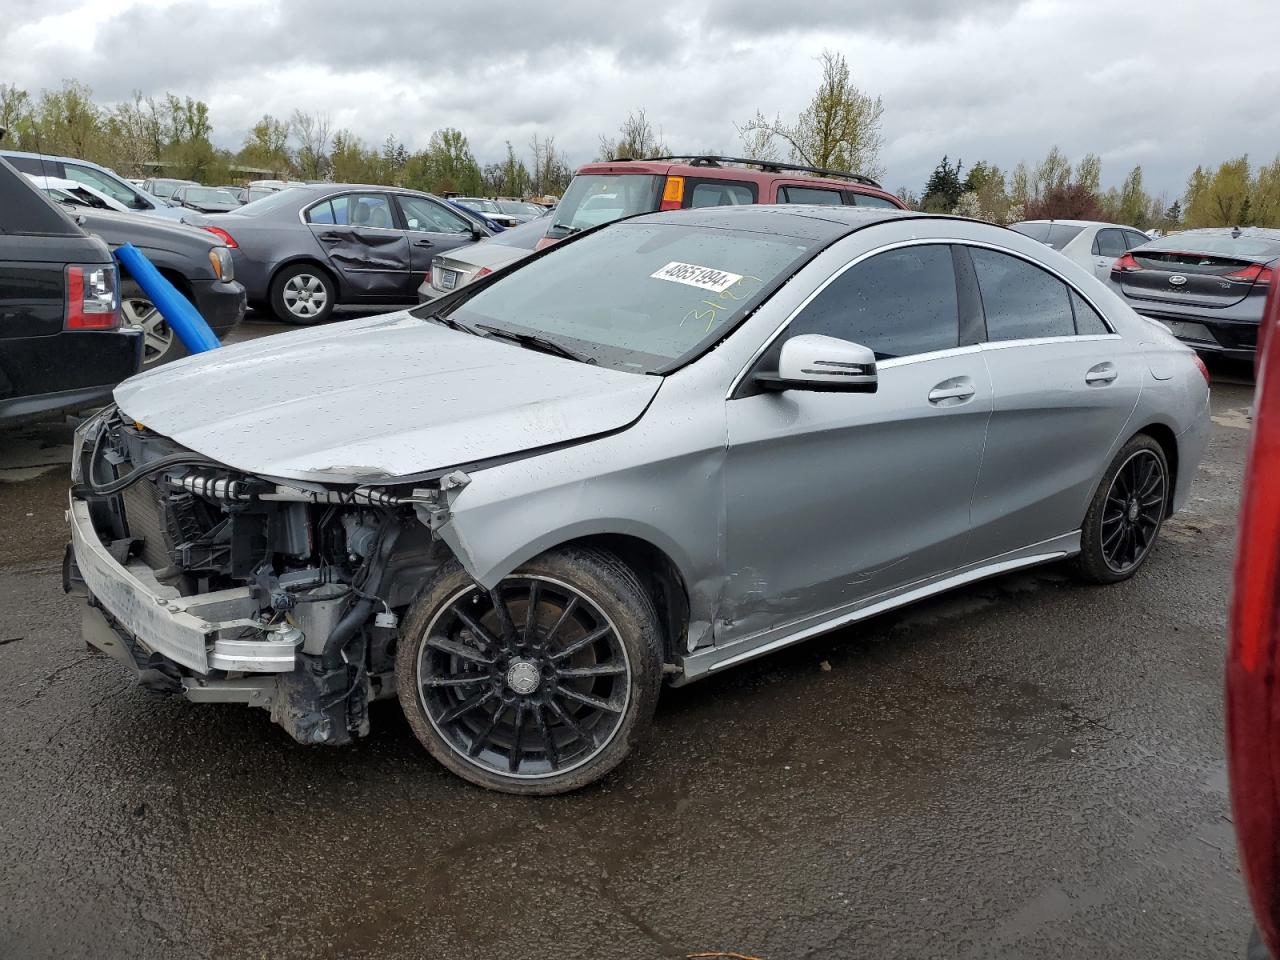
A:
<box><xmin>68</xmin><ymin>205</ymin><xmax>1210</xmax><ymax>794</ymax></box>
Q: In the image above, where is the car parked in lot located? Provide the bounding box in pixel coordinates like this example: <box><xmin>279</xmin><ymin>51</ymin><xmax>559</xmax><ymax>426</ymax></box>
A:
<box><xmin>417</xmin><ymin>215</ymin><xmax>550</xmax><ymax>303</ymax></box>
<box><xmin>541</xmin><ymin>154</ymin><xmax>906</xmax><ymax>248</ymax></box>
<box><xmin>25</xmin><ymin>173</ymin><xmax>133</xmax><ymax>213</ymax></box>
<box><xmin>0</xmin><ymin>150</ymin><xmax>188</xmax><ymax>221</ymax></box>
<box><xmin>142</xmin><ymin>177</ymin><xmax>198</xmax><ymax>204</ymax></box>
<box><xmin>1010</xmin><ymin>219</ymin><xmax>1152</xmax><ymax>280</ymax></box>
<box><xmin>0</xmin><ymin>158</ymin><xmax>139</xmax><ymax>424</ymax></box>
<box><xmin>192</xmin><ymin>184</ymin><xmax>494</xmax><ymax>323</ymax></box>
<box><xmin>495</xmin><ymin>199</ymin><xmax>548</xmax><ymax>221</ymax></box>
<box><xmin>66</xmin><ymin>204</ymin><xmax>1209</xmax><ymax>794</ymax></box>
<box><xmin>172</xmin><ymin>185</ymin><xmax>241</xmax><ymax>214</ymax></box>
<box><xmin>1110</xmin><ymin>227</ymin><xmax>1279</xmax><ymax>361</ymax></box>
<box><xmin>451</xmin><ymin>197</ymin><xmax>525</xmax><ymax>229</ymax></box>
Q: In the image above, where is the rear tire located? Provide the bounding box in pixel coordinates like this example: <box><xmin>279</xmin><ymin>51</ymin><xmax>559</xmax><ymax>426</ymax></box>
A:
<box><xmin>270</xmin><ymin>264</ymin><xmax>336</xmax><ymax>325</ymax></box>
<box><xmin>396</xmin><ymin>548</ymin><xmax>664</xmax><ymax>795</ymax></box>
<box><xmin>1074</xmin><ymin>434</ymin><xmax>1169</xmax><ymax>584</ymax></box>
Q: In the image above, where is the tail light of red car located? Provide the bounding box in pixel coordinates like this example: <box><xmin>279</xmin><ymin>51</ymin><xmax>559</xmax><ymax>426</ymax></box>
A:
<box><xmin>1227</xmin><ymin>281</ymin><xmax>1280</xmax><ymax>956</ymax></box>
<box><xmin>64</xmin><ymin>263</ymin><xmax>119</xmax><ymax>331</ymax></box>
<box><xmin>659</xmin><ymin>175</ymin><xmax>685</xmax><ymax>211</ymax></box>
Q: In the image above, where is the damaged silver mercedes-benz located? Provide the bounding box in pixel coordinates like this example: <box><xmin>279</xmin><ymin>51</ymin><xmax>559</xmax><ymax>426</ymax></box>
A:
<box><xmin>66</xmin><ymin>205</ymin><xmax>1210</xmax><ymax>793</ymax></box>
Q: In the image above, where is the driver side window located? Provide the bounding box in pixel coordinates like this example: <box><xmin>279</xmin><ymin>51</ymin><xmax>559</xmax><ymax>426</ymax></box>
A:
<box><xmin>396</xmin><ymin>195</ymin><xmax>472</xmax><ymax>234</ymax></box>
<box><xmin>787</xmin><ymin>245</ymin><xmax>961</xmax><ymax>360</ymax></box>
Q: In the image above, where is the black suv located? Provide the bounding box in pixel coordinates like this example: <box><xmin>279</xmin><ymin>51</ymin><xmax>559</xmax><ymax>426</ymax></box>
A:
<box><xmin>0</xmin><ymin>158</ymin><xmax>140</xmax><ymax>424</ymax></box>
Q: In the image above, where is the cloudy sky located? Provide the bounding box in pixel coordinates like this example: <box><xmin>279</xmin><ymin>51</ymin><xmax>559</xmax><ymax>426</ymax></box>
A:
<box><xmin>2</xmin><ymin>0</ymin><xmax>1276</xmax><ymax>197</ymax></box>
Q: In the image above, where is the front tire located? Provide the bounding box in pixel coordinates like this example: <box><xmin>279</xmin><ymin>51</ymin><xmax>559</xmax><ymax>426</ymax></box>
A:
<box><xmin>1075</xmin><ymin>434</ymin><xmax>1169</xmax><ymax>584</ymax></box>
<box><xmin>396</xmin><ymin>548</ymin><xmax>664</xmax><ymax>795</ymax></box>
<box><xmin>270</xmin><ymin>264</ymin><xmax>336</xmax><ymax>325</ymax></box>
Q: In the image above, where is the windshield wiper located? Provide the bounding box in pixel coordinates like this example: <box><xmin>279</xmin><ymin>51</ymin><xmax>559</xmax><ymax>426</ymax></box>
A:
<box><xmin>474</xmin><ymin>324</ymin><xmax>594</xmax><ymax>364</ymax></box>
<box><xmin>551</xmin><ymin>223</ymin><xmax>581</xmax><ymax>236</ymax></box>
<box><xmin>422</xmin><ymin>312</ymin><xmax>479</xmax><ymax>336</ymax></box>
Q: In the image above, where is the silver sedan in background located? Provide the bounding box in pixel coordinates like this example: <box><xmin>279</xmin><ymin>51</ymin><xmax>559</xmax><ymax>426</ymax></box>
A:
<box><xmin>67</xmin><ymin>206</ymin><xmax>1210</xmax><ymax>795</ymax></box>
<box><xmin>417</xmin><ymin>215</ymin><xmax>549</xmax><ymax>302</ymax></box>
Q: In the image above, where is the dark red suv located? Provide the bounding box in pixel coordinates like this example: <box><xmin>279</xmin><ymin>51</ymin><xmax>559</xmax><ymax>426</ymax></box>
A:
<box><xmin>538</xmin><ymin>155</ymin><xmax>905</xmax><ymax>249</ymax></box>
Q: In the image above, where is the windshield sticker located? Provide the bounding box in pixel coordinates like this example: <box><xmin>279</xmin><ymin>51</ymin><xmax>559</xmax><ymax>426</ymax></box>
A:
<box><xmin>650</xmin><ymin>261</ymin><xmax>745</xmax><ymax>293</ymax></box>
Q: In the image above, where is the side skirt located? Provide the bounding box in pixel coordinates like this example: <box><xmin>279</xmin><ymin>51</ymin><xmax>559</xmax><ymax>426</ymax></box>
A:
<box><xmin>675</xmin><ymin>531</ymin><xmax>1080</xmax><ymax>683</ymax></box>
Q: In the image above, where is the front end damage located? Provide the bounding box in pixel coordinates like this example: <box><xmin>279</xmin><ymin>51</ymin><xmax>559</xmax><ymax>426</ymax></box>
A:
<box><xmin>65</xmin><ymin>406</ymin><xmax>466</xmax><ymax>745</ymax></box>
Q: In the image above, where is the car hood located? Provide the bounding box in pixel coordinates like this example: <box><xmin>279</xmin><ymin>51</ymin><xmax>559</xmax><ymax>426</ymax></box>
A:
<box><xmin>112</xmin><ymin>311</ymin><xmax>661</xmax><ymax>484</ymax></box>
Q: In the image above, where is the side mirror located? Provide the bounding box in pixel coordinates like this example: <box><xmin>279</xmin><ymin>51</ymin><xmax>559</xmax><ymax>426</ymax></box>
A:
<box><xmin>470</xmin><ymin>226</ymin><xmax>483</xmax><ymax>242</ymax></box>
<box><xmin>754</xmin><ymin>334</ymin><xmax>878</xmax><ymax>393</ymax></box>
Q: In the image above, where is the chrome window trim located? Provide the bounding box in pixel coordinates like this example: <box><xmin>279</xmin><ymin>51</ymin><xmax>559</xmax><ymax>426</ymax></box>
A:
<box><xmin>726</xmin><ymin>235</ymin><xmax>1120</xmax><ymax>399</ymax></box>
<box><xmin>297</xmin><ymin>188</ymin><xmax>404</xmax><ymax>229</ymax></box>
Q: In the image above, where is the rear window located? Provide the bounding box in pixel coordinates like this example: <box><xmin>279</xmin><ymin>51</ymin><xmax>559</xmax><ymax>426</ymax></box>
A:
<box><xmin>1009</xmin><ymin>222</ymin><xmax>1051</xmax><ymax>243</ymax></box>
<box><xmin>1142</xmin><ymin>232</ymin><xmax>1280</xmax><ymax>259</ymax></box>
<box><xmin>545</xmin><ymin>174</ymin><xmax>662</xmax><ymax>240</ymax></box>
<box><xmin>1043</xmin><ymin>224</ymin><xmax>1086</xmax><ymax>250</ymax></box>
<box><xmin>237</xmin><ymin>187</ymin><xmax>307</xmax><ymax>216</ymax></box>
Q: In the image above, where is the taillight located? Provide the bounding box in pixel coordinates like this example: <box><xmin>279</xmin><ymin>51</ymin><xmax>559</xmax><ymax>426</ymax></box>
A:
<box><xmin>424</xmin><ymin>268</ymin><xmax>432</xmax><ymax>284</ymax></box>
<box><xmin>1226</xmin><ymin>263</ymin><xmax>1274</xmax><ymax>286</ymax></box>
<box><xmin>1227</xmin><ymin>281</ymin><xmax>1280</xmax><ymax>956</ymax></box>
<box><xmin>1191</xmin><ymin>353</ymin><xmax>1210</xmax><ymax>384</ymax></box>
<box><xmin>1113</xmin><ymin>252</ymin><xmax>1141</xmax><ymax>273</ymax></box>
<box><xmin>64</xmin><ymin>264</ymin><xmax>119</xmax><ymax>330</ymax></box>
<box><xmin>659</xmin><ymin>175</ymin><xmax>684</xmax><ymax>211</ymax></box>
<box><xmin>201</xmin><ymin>226</ymin><xmax>238</xmax><ymax>248</ymax></box>
<box><xmin>474</xmin><ymin>267</ymin><xmax>493</xmax><ymax>279</ymax></box>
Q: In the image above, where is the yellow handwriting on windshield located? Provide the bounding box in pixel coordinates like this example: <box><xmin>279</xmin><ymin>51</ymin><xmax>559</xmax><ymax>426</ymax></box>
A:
<box><xmin>679</xmin><ymin>275</ymin><xmax>764</xmax><ymax>332</ymax></box>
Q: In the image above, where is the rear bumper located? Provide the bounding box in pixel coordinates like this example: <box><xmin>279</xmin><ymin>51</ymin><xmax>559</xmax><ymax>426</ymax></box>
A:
<box><xmin>0</xmin><ymin>328</ymin><xmax>142</xmax><ymax>425</ymax></box>
<box><xmin>1139</xmin><ymin>311</ymin><xmax>1259</xmax><ymax>359</ymax></box>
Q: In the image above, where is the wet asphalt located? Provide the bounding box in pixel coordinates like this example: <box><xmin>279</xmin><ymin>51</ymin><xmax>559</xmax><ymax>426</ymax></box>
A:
<box><xmin>0</xmin><ymin>323</ymin><xmax>1256</xmax><ymax>959</ymax></box>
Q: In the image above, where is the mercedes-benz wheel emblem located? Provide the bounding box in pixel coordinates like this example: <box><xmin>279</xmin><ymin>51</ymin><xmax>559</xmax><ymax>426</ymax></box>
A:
<box><xmin>506</xmin><ymin>660</ymin><xmax>541</xmax><ymax>695</ymax></box>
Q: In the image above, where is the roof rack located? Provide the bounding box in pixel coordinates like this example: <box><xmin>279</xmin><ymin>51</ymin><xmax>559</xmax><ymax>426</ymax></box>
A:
<box><xmin>630</xmin><ymin>155</ymin><xmax>883</xmax><ymax>190</ymax></box>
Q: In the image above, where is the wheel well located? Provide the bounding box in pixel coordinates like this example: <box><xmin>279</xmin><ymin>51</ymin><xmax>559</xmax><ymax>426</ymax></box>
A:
<box><xmin>1134</xmin><ymin>423</ymin><xmax>1179</xmax><ymax>516</ymax></box>
<box><xmin>270</xmin><ymin>258</ymin><xmax>340</xmax><ymax>299</ymax></box>
<box><xmin>559</xmin><ymin>534</ymin><xmax>690</xmax><ymax>663</ymax></box>
<box><xmin>117</xmin><ymin>264</ymin><xmax>195</xmax><ymax>304</ymax></box>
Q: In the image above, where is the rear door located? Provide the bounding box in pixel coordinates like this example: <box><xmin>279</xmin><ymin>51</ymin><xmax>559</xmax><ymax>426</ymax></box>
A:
<box><xmin>965</xmin><ymin>245</ymin><xmax>1141</xmax><ymax>559</ymax></box>
<box><xmin>393</xmin><ymin>193</ymin><xmax>479</xmax><ymax>292</ymax></box>
<box><xmin>1091</xmin><ymin>228</ymin><xmax>1127</xmax><ymax>280</ymax></box>
<box><xmin>304</xmin><ymin>192</ymin><xmax>411</xmax><ymax>300</ymax></box>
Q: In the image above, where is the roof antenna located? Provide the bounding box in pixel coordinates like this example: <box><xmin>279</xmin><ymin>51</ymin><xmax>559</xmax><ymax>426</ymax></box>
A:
<box><xmin>1232</xmin><ymin>225</ymin><xmax>1242</xmax><ymax>238</ymax></box>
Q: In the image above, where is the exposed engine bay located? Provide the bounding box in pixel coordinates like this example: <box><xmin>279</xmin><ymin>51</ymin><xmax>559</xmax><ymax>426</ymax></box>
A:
<box><xmin>67</xmin><ymin>405</ymin><xmax>463</xmax><ymax>745</ymax></box>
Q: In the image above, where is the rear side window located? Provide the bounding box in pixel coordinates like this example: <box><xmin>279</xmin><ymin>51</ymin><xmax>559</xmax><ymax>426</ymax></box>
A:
<box><xmin>971</xmin><ymin>248</ymin><xmax>1075</xmax><ymax>341</ymax></box>
<box><xmin>788</xmin><ymin>245</ymin><xmax>960</xmax><ymax>359</ymax></box>
<box><xmin>778</xmin><ymin>185</ymin><xmax>843</xmax><ymax>205</ymax></box>
<box><xmin>1070</xmin><ymin>291</ymin><xmax>1110</xmax><ymax>335</ymax></box>
<box><xmin>1009</xmin><ymin>222</ymin><xmax>1051</xmax><ymax>243</ymax></box>
<box><xmin>849</xmin><ymin>193</ymin><xmax>900</xmax><ymax>209</ymax></box>
<box><xmin>2</xmin><ymin>155</ymin><xmax>56</xmax><ymax>176</ymax></box>
<box><xmin>688</xmin><ymin>181</ymin><xmax>756</xmax><ymax>208</ymax></box>
<box><xmin>1092</xmin><ymin>229</ymin><xmax>1127</xmax><ymax>258</ymax></box>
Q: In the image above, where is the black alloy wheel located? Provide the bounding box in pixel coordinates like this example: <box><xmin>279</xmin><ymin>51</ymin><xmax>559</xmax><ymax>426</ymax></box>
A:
<box><xmin>397</xmin><ymin>549</ymin><xmax>663</xmax><ymax>794</ymax></box>
<box><xmin>1100</xmin><ymin>448</ymin><xmax>1167</xmax><ymax>574</ymax></box>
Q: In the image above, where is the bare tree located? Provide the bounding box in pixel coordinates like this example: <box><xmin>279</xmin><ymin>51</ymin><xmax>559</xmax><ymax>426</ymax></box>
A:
<box><xmin>291</xmin><ymin>109</ymin><xmax>332</xmax><ymax>179</ymax></box>
<box><xmin>597</xmin><ymin>109</ymin><xmax>668</xmax><ymax>161</ymax></box>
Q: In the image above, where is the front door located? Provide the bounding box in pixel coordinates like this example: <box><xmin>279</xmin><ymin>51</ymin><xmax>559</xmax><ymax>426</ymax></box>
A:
<box><xmin>720</xmin><ymin>244</ymin><xmax>992</xmax><ymax>644</ymax></box>
<box><xmin>394</xmin><ymin>194</ymin><xmax>481</xmax><ymax>295</ymax></box>
<box><xmin>304</xmin><ymin>192</ymin><xmax>410</xmax><ymax>300</ymax></box>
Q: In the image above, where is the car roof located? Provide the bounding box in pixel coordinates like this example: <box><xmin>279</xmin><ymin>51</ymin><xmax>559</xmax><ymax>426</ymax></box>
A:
<box><xmin>628</xmin><ymin>203</ymin><xmax>923</xmax><ymax>240</ymax></box>
<box><xmin>573</xmin><ymin>157</ymin><xmax>901</xmax><ymax>203</ymax></box>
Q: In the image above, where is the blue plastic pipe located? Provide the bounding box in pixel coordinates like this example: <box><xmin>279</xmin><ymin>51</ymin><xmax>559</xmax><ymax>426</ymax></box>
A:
<box><xmin>113</xmin><ymin>243</ymin><xmax>221</xmax><ymax>353</ymax></box>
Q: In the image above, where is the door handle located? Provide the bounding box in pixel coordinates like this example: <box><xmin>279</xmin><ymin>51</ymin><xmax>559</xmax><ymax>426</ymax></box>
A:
<box><xmin>927</xmin><ymin>378</ymin><xmax>976</xmax><ymax>405</ymax></box>
<box><xmin>317</xmin><ymin>232</ymin><xmax>343</xmax><ymax>243</ymax></box>
<box><xmin>1085</xmin><ymin>363</ymin><xmax>1118</xmax><ymax>385</ymax></box>
<box><xmin>413</xmin><ymin>239</ymin><xmax>435</xmax><ymax>248</ymax></box>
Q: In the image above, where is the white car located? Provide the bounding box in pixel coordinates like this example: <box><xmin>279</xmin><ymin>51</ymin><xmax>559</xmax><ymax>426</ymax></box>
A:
<box><xmin>1010</xmin><ymin>220</ymin><xmax>1151</xmax><ymax>281</ymax></box>
<box><xmin>24</xmin><ymin>174</ymin><xmax>133</xmax><ymax>213</ymax></box>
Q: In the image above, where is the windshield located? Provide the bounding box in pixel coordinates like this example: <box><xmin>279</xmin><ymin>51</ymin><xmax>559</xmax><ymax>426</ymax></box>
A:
<box><xmin>185</xmin><ymin>187</ymin><xmax>238</xmax><ymax>204</ymax></box>
<box><xmin>545</xmin><ymin>174</ymin><xmax>662</xmax><ymax>241</ymax></box>
<box><xmin>497</xmin><ymin>200</ymin><xmax>543</xmax><ymax>216</ymax></box>
<box><xmin>427</xmin><ymin>221</ymin><xmax>818</xmax><ymax>373</ymax></box>
<box><xmin>236</xmin><ymin>186</ymin><xmax>308</xmax><ymax>216</ymax></box>
<box><xmin>1144</xmin><ymin>232</ymin><xmax>1280</xmax><ymax>259</ymax></box>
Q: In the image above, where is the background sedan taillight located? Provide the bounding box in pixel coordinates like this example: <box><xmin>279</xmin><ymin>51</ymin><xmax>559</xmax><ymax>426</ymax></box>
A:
<box><xmin>1227</xmin><ymin>281</ymin><xmax>1280</xmax><ymax>956</ymax></box>
<box><xmin>64</xmin><ymin>263</ymin><xmax>119</xmax><ymax>330</ymax></box>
